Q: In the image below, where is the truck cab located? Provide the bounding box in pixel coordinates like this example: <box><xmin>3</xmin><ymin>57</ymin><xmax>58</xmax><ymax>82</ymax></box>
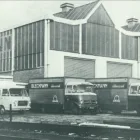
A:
<box><xmin>128</xmin><ymin>83</ymin><xmax>140</xmax><ymax>114</ymax></box>
<box><xmin>0</xmin><ymin>82</ymin><xmax>31</xmax><ymax>114</ymax></box>
<box><xmin>65</xmin><ymin>81</ymin><xmax>98</xmax><ymax>114</ymax></box>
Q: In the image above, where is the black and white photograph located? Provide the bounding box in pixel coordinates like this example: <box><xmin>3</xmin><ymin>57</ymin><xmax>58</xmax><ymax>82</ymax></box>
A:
<box><xmin>0</xmin><ymin>0</ymin><xmax>140</xmax><ymax>139</ymax></box>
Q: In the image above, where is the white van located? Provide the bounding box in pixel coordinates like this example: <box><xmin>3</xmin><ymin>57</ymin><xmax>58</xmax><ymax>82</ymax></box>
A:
<box><xmin>0</xmin><ymin>81</ymin><xmax>31</xmax><ymax>114</ymax></box>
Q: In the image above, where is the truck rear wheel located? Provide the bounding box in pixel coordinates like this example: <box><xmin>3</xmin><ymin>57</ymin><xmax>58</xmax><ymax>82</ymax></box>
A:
<box><xmin>41</xmin><ymin>106</ymin><xmax>46</xmax><ymax>113</ymax></box>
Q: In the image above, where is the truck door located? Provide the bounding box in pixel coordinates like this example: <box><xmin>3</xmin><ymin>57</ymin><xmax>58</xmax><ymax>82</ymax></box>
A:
<box><xmin>128</xmin><ymin>85</ymin><xmax>140</xmax><ymax>111</ymax></box>
<box><xmin>1</xmin><ymin>89</ymin><xmax>10</xmax><ymax>110</ymax></box>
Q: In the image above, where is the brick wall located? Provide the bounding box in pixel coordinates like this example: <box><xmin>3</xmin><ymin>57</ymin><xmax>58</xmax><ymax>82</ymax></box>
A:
<box><xmin>0</xmin><ymin>72</ymin><xmax>12</xmax><ymax>76</ymax></box>
<box><xmin>13</xmin><ymin>68</ymin><xmax>44</xmax><ymax>83</ymax></box>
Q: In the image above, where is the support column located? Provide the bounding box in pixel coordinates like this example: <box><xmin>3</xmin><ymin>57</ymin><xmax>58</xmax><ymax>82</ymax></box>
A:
<box><xmin>11</xmin><ymin>29</ymin><xmax>15</xmax><ymax>76</ymax></box>
<box><xmin>79</xmin><ymin>24</ymin><xmax>82</xmax><ymax>54</ymax></box>
<box><xmin>137</xmin><ymin>37</ymin><xmax>140</xmax><ymax>78</ymax></box>
<box><xmin>44</xmin><ymin>20</ymin><xmax>50</xmax><ymax>78</ymax></box>
<box><xmin>119</xmin><ymin>31</ymin><xmax>122</xmax><ymax>59</ymax></box>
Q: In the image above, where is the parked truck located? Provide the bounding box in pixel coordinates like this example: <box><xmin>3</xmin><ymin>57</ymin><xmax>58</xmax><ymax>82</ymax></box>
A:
<box><xmin>87</xmin><ymin>77</ymin><xmax>140</xmax><ymax>114</ymax></box>
<box><xmin>29</xmin><ymin>77</ymin><xmax>98</xmax><ymax>114</ymax></box>
<box><xmin>0</xmin><ymin>81</ymin><xmax>31</xmax><ymax>114</ymax></box>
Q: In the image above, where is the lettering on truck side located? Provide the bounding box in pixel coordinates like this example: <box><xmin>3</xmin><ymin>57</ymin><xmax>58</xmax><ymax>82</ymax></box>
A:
<box><xmin>93</xmin><ymin>84</ymin><xmax>108</xmax><ymax>88</ymax></box>
<box><xmin>111</xmin><ymin>84</ymin><xmax>125</xmax><ymax>88</ymax></box>
<box><xmin>31</xmin><ymin>84</ymin><xmax>49</xmax><ymax>89</ymax></box>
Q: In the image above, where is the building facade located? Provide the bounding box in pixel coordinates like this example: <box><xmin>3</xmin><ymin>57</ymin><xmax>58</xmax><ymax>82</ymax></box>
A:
<box><xmin>0</xmin><ymin>1</ymin><xmax>140</xmax><ymax>82</ymax></box>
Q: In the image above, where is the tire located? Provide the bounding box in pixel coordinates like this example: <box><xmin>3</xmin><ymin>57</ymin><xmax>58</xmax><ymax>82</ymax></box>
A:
<box><xmin>71</xmin><ymin>104</ymin><xmax>82</xmax><ymax>115</ymax></box>
<box><xmin>41</xmin><ymin>106</ymin><xmax>46</xmax><ymax>113</ymax></box>
<box><xmin>18</xmin><ymin>110</ymin><xmax>25</xmax><ymax>114</ymax></box>
<box><xmin>90</xmin><ymin>108</ymin><xmax>98</xmax><ymax>115</ymax></box>
<box><xmin>0</xmin><ymin>106</ymin><xmax>5</xmax><ymax>115</ymax></box>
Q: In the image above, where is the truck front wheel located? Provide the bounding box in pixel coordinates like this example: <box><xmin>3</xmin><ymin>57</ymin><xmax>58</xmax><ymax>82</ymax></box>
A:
<box><xmin>0</xmin><ymin>106</ymin><xmax>5</xmax><ymax>115</ymax></box>
<box><xmin>137</xmin><ymin>110</ymin><xmax>140</xmax><ymax>116</ymax></box>
<box><xmin>71</xmin><ymin>104</ymin><xmax>82</xmax><ymax>115</ymax></box>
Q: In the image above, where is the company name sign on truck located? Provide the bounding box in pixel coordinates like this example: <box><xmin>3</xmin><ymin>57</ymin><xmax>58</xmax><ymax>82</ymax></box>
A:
<box><xmin>31</xmin><ymin>84</ymin><xmax>49</xmax><ymax>89</ymax></box>
<box><xmin>30</xmin><ymin>83</ymin><xmax>64</xmax><ymax>89</ymax></box>
<box><xmin>92</xmin><ymin>83</ymin><xmax>127</xmax><ymax>89</ymax></box>
<box><xmin>93</xmin><ymin>84</ymin><xmax>108</xmax><ymax>88</ymax></box>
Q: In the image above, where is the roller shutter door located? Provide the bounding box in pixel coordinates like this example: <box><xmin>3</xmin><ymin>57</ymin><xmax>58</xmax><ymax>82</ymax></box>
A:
<box><xmin>64</xmin><ymin>57</ymin><xmax>95</xmax><ymax>78</ymax></box>
<box><xmin>107</xmin><ymin>62</ymin><xmax>132</xmax><ymax>77</ymax></box>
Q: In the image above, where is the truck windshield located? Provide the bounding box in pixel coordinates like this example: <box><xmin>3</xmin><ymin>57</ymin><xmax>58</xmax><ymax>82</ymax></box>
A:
<box><xmin>9</xmin><ymin>88</ymin><xmax>28</xmax><ymax>96</ymax></box>
<box><xmin>67</xmin><ymin>85</ymin><xmax>93</xmax><ymax>93</ymax></box>
<box><xmin>130</xmin><ymin>86</ymin><xmax>138</xmax><ymax>94</ymax></box>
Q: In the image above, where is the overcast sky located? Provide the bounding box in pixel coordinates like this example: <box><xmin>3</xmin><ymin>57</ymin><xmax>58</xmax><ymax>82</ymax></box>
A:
<box><xmin>0</xmin><ymin>1</ymin><xmax>140</xmax><ymax>31</ymax></box>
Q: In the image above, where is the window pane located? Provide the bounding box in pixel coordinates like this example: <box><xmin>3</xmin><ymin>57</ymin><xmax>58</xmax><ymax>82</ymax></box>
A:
<box><xmin>41</xmin><ymin>53</ymin><xmax>44</xmax><ymax>66</ymax></box>
<box><xmin>33</xmin><ymin>53</ymin><xmax>36</xmax><ymax>68</ymax></box>
<box><xmin>19</xmin><ymin>56</ymin><xmax>22</xmax><ymax>70</ymax></box>
<box><xmin>2</xmin><ymin>89</ymin><xmax>9</xmax><ymax>96</ymax></box>
<box><xmin>18</xmin><ymin>28</ymin><xmax>21</xmax><ymax>56</ymax></box>
<box><xmin>24</xmin><ymin>26</ymin><xmax>28</xmax><ymax>55</ymax></box>
<box><xmin>40</xmin><ymin>21</ymin><xmax>44</xmax><ymax>53</ymax></box>
<box><xmin>25</xmin><ymin>55</ymin><xmax>28</xmax><ymax>69</ymax></box>
<box><xmin>22</xmin><ymin>56</ymin><xmax>24</xmax><ymax>69</ymax></box>
<box><xmin>37</xmin><ymin>22</ymin><xmax>40</xmax><ymax>53</ymax></box>
<box><xmin>3</xmin><ymin>59</ymin><xmax>5</xmax><ymax>71</ymax></box>
<box><xmin>33</xmin><ymin>23</ymin><xmax>36</xmax><ymax>53</ymax></box>
<box><xmin>29</xmin><ymin>24</ymin><xmax>32</xmax><ymax>54</ymax></box>
<box><xmin>37</xmin><ymin>53</ymin><xmax>40</xmax><ymax>67</ymax></box>
<box><xmin>5</xmin><ymin>59</ymin><xmax>7</xmax><ymax>71</ymax></box>
<box><xmin>29</xmin><ymin>54</ymin><xmax>32</xmax><ymax>69</ymax></box>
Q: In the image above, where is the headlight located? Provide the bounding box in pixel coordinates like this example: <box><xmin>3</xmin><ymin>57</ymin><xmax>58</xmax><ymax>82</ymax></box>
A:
<box><xmin>13</xmin><ymin>101</ymin><xmax>18</xmax><ymax>106</ymax></box>
<box><xmin>80</xmin><ymin>100</ymin><xmax>84</xmax><ymax>104</ymax></box>
<box><xmin>28</xmin><ymin>101</ymin><xmax>31</xmax><ymax>106</ymax></box>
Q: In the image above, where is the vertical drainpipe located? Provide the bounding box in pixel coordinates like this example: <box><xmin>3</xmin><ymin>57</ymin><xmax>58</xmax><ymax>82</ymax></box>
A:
<box><xmin>119</xmin><ymin>31</ymin><xmax>122</xmax><ymax>59</ymax></box>
<box><xmin>79</xmin><ymin>24</ymin><xmax>82</xmax><ymax>54</ymax></box>
<box><xmin>11</xmin><ymin>29</ymin><xmax>15</xmax><ymax>77</ymax></box>
<box><xmin>44</xmin><ymin>19</ymin><xmax>50</xmax><ymax>78</ymax></box>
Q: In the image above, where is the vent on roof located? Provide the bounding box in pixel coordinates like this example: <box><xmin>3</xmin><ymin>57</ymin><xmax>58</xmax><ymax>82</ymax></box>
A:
<box><xmin>127</xmin><ymin>18</ymin><xmax>138</xmax><ymax>28</ymax></box>
<box><xmin>60</xmin><ymin>3</ymin><xmax>74</xmax><ymax>12</ymax></box>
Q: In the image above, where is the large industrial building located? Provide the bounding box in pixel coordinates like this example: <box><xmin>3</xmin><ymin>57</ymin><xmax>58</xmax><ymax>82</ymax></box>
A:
<box><xmin>0</xmin><ymin>0</ymin><xmax>140</xmax><ymax>83</ymax></box>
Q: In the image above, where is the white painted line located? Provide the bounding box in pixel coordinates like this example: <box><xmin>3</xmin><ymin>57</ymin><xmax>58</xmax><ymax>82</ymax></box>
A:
<box><xmin>78</xmin><ymin>122</ymin><xmax>131</xmax><ymax>129</ymax></box>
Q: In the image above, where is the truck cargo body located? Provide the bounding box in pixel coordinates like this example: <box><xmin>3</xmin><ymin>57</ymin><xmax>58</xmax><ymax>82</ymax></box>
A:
<box><xmin>29</xmin><ymin>77</ymin><xmax>98</xmax><ymax>114</ymax></box>
<box><xmin>29</xmin><ymin>77</ymin><xmax>64</xmax><ymax>112</ymax></box>
<box><xmin>86</xmin><ymin>78</ymin><xmax>140</xmax><ymax>114</ymax></box>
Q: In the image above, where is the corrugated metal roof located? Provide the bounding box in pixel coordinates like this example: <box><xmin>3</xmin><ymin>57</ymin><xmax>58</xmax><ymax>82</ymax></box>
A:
<box><xmin>54</xmin><ymin>1</ymin><xmax>99</xmax><ymax>20</ymax></box>
<box><xmin>122</xmin><ymin>23</ymin><xmax>140</xmax><ymax>32</ymax></box>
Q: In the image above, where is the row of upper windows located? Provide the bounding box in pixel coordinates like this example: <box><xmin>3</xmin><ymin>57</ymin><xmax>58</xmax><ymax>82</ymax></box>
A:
<box><xmin>0</xmin><ymin>22</ymin><xmax>138</xmax><ymax>72</ymax></box>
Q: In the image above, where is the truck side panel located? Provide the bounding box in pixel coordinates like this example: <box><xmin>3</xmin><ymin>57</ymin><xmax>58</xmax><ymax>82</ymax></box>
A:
<box><xmin>29</xmin><ymin>80</ymin><xmax>65</xmax><ymax>112</ymax></box>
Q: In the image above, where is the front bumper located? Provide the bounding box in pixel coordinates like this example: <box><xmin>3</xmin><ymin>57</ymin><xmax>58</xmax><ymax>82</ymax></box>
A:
<box><xmin>7</xmin><ymin>106</ymin><xmax>31</xmax><ymax>111</ymax></box>
<box><xmin>78</xmin><ymin>104</ymin><xmax>98</xmax><ymax>110</ymax></box>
